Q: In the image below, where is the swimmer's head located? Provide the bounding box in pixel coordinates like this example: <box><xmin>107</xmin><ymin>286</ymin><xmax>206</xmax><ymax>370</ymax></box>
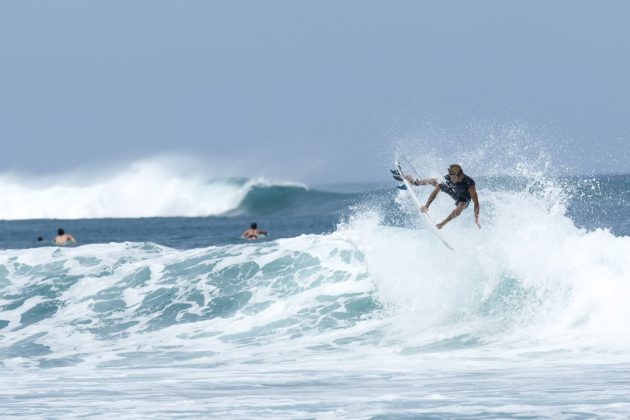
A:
<box><xmin>57</xmin><ymin>228</ymin><xmax>65</xmax><ymax>236</ymax></box>
<box><xmin>251</xmin><ymin>222</ymin><xmax>257</xmax><ymax>229</ymax></box>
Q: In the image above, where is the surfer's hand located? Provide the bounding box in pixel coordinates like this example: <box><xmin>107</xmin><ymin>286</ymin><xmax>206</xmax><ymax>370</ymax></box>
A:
<box><xmin>420</xmin><ymin>205</ymin><xmax>429</xmax><ymax>213</ymax></box>
<box><xmin>475</xmin><ymin>216</ymin><xmax>481</xmax><ymax>229</ymax></box>
<box><xmin>405</xmin><ymin>175</ymin><xmax>414</xmax><ymax>184</ymax></box>
<box><xmin>436</xmin><ymin>222</ymin><xmax>444</xmax><ymax>230</ymax></box>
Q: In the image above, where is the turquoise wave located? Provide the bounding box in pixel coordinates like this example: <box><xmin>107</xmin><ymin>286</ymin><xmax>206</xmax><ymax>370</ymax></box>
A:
<box><xmin>227</xmin><ymin>184</ymin><xmax>361</xmax><ymax>216</ymax></box>
<box><xmin>0</xmin><ymin>237</ymin><xmax>378</xmax><ymax>365</ymax></box>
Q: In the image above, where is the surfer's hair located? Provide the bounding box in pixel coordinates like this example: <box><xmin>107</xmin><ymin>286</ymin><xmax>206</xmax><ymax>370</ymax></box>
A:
<box><xmin>57</xmin><ymin>228</ymin><xmax>65</xmax><ymax>235</ymax></box>
<box><xmin>448</xmin><ymin>164</ymin><xmax>463</xmax><ymax>176</ymax></box>
<box><xmin>251</xmin><ymin>223</ymin><xmax>257</xmax><ymax>229</ymax></box>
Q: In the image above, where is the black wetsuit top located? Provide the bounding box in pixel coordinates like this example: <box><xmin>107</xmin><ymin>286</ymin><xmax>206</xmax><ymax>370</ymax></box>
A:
<box><xmin>439</xmin><ymin>174</ymin><xmax>475</xmax><ymax>205</ymax></box>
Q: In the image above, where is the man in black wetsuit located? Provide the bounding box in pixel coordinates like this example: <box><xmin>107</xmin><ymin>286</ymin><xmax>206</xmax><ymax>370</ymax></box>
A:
<box><xmin>396</xmin><ymin>164</ymin><xmax>480</xmax><ymax>230</ymax></box>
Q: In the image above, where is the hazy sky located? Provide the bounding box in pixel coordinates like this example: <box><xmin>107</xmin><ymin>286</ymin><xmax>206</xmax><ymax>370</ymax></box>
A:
<box><xmin>1</xmin><ymin>0</ymin><xmax>629</xmax><ymax>183</ymax></box>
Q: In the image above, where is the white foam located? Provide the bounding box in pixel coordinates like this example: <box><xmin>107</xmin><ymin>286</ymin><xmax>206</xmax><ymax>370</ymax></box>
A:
<box><xmin>340</xmin><ymin>180</ymin><xmax>630</xmax><ymax>353</ymax></box>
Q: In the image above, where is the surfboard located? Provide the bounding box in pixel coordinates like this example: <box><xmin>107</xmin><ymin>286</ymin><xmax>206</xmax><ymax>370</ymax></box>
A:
<box><xmin>394</xmin><ymin>160</ymin><xmax>454</xmax><ymax>251</ymax></box>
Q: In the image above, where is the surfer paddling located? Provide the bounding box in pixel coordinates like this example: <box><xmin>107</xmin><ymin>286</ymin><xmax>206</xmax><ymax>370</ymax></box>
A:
<box><xmin>53</xmin><ymin>228</ymin><xmax>76</xmax><ymax>245</ymax></box>
<box><xmin>393</xmin><ymin>164</ymin><xmax>480</xmax><ymax>230</ymax></box>
<box><xmin>242</xmin><ymin>222</ymin><xmax>268</xmax><ymax>240</ymax></box>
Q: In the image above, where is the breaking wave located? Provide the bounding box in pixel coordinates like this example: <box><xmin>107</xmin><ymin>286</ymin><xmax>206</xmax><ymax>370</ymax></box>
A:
<box><xmin>0</xmin><ymin>159</ymin><xmax>355</xmax><ymax>220</ymax></box>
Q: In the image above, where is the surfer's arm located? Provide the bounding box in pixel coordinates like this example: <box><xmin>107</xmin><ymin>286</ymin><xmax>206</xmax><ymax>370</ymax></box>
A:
<box><xmin>422</xmin><ymin>186</ymin><xmax>441</xmax><ymax>211</ymax></box>
<box><xmin>409</xmin><ymin>177</ymin><xmax>438</xmax><ymax>187</ymax></box>
<box><xmin>469</xmin><ymin>185</ymin><xmax>481</xmax><ymax>228</ymax></box>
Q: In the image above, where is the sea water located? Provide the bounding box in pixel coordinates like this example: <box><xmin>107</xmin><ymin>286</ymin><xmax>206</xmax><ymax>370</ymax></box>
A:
<box><xmin>1</xmin><ymin>165</ymin><xmax>630</xmax><ymax>418</ymax></box>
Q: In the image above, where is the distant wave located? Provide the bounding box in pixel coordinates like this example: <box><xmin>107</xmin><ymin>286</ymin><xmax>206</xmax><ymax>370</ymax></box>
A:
<box><xmin>226</xmin><ymin>184</ymin><xmax>356</xmax><ymax>217</ymax></box>
<box><xmin>0</xmin><ymin>159</ymin><xmax>356</xmax><ymax>220</ymax></box>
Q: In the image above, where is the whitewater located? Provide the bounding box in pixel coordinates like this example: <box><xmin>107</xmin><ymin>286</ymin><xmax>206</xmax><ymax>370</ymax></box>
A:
<box><xmin>1</xmin><ymin>159</ymin><xmax>630</xmax><ymax>417</ymax></box>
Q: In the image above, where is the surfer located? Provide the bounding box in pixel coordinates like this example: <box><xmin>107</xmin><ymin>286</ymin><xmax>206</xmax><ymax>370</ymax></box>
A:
<box><xmin>394</xmin><ymin>164</ymin><xmax>480</xmax><ymax>230</ymax></box>
<box><xmin>54</xmin><ymin>228</ymin><xmax>76</xmax><ymax>245</ymax></box>
<box><xmin>242</xmin><ymin>222</ymin><xmax>267</xmax><ymax>240</ymax></box>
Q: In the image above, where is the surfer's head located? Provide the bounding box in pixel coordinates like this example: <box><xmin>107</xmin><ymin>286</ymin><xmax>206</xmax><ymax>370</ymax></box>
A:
<box><xmin>448</xmin><ymin>164</ymin><xmax>464</xmax><ymax>181</ymax></box>
<box><xmin>250</xmin><ymin>222</ymin><xmax>257</xmax><ymax>229</ymax></box>
<box><xmin>57</xmin><ymin>228</ymin><xmax>65</xmax><ymax>236</ymax></box>
<box><xmin>448</xmin><ymin>164</ymin><xmax>463</xmax><ymax>176</ymax></box>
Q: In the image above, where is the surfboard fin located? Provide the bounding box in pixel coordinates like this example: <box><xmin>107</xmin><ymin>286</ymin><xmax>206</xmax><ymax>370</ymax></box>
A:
<box><xmin>396</xmin><ymin>184</ymin><xmax>407</xmax><ymax>190</ymax></box>
<box><xmin>390</xmin><ymin>169</ymin><xmax>403</xmax><ymax>181</ymax></box>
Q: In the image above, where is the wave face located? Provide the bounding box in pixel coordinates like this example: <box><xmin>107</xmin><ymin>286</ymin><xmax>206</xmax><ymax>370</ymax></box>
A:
<box><xmin>0</xmin><ymin>236</ymin><xmax>377</xmax><ymax>368</ymax></box>
<box><xmin>227</xmin><ymin>185</ymin><xmax>355</xmax><ymax>216</ymax></box>
<box><xmin>0</xmin><ymin>159</ymin><xmax>357</xmax><ymax>220</ymax></box>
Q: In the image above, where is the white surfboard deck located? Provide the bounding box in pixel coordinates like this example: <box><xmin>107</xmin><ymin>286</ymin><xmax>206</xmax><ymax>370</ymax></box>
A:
<box><xmin>395</xmin><ymin>160</ymin><xmax>454</xmax><ymax>251</ymax></box>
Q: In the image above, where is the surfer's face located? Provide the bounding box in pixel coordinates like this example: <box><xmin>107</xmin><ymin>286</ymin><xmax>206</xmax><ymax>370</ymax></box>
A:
<box><xmin>448</xmin><ymin>172</ymin><xmax>463</xmax><ymax>182</ymax></box>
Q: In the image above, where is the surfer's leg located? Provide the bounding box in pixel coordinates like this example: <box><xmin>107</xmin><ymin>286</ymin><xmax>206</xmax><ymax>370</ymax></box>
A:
<box><xmin>436</xmin><ymin>202</ymin><xmax>467</xmax><ymax>229</ymax></box>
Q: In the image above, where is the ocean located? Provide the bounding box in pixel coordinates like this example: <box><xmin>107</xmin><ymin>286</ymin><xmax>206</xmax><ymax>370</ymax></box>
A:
<box><xmin>1</xmin><ymin>165</ymin><xmax>630</xmax><ymax>418</ymax></box>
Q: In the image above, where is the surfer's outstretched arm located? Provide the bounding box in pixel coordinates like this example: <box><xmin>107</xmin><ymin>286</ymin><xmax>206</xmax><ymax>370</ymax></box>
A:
<box><xmin>407</xmin><ymin>176</ymin><xmax>438</xmax><ymax>187</ymax></box>
<box><xmin>436</xmin><ymin>202</ymin><xmax>467</xmax><ymax>229</ymax></box>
